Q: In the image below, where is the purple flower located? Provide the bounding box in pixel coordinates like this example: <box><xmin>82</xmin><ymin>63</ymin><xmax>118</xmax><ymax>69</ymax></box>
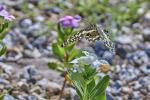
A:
<box><xmin>0</xmin><ymin>5</ymin><xmax>15</xmax><ymax>21</ymax></box>
<box><xmin>59</xmin><ymin>15</ymin><xmax>81</xmax><ymax>28</ymax></box>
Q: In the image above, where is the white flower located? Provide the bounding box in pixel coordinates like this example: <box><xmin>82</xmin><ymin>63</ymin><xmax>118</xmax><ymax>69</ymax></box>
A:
<box><xmin>70</xmin><ymin>51</ymin><xmax>109</xmax><ymax>68</ymax></box>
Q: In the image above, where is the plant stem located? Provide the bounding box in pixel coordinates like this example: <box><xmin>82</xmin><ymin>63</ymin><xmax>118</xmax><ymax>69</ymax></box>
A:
<box><xmin>59</xmin><ymin>52</ymin><xmax>69</xmax><ymax>100</ymax></box>
<box><xmin>59</xmin><ymin>71</ymin><xmax>67</xmax><ymax>100</ymax></box>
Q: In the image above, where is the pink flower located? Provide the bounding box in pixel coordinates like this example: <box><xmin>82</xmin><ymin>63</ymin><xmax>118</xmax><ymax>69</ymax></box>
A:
<box><xmin>59</xmin><ymin>15</ymin><xmax>81</xmax><ymax>28</ymax></box>
<box><xmin>0</xmin><ymin>5</ymin><xmax>15</xmax><ymax>21</ymax></box>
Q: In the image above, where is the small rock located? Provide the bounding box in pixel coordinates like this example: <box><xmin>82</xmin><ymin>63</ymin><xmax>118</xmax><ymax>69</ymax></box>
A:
<box><xmin>122</xmin><ymin>86</ymin><xmax>132</xmax><ymax>94</ymax></box>
<box><xmin>24</xmin><ymin>48</ymin><xmax>42</xmax><ymax>58</ymax></box>
<box><xmin>19</xmin><ymin>18</ymin><xmax>33</xmax><ymax>28</ymax></box>
<box><xmin>28</xmin><ymin>95</ymin><xmax>38</xmax><ymax>100</ymax></box>
<box><xmin>106</xmin><ymin>93</ymin><xmax>114</xmax><ymax>100</ymax></box>
<box><xmin>50</xmin><ymin>7</ymin><xmax>62</xmax><ymax>14</ymax></box>
<box><xmin>144</xmin><ymin>12</ymin><xmax>150</xmax><ymax>20</ymax></box>
<box><xmin>0</xmin><ymin>78</ymin><xmax>10</xmax><ymax>85</ymax></box>
<box><xmin>143</xmin><ymin>28</ymin><xmax>150</xmax><ymax>41</ymax></box>
<box><xmin>32</xmin><ymin>36</ymin><xmax>47</xmax><ymax>49</ymax></box>
<box><xmin>17</xmin><ymin>95</ymin><xmax>26</xmax><ymax>100</ymax></box>
<box><xmin>128</xmin><ymin>50</ymin><xmax>149</xmax><ymax>66</ymax></box>
<box><xmin>23</xmin><ymin>65</ymin><xmax>39</xmax><ymax>84</ymax></box>
<box><xmin>0</xmin><ymin>63</ymin><xmax>14</xmax><ymax>75</ymax></box>
<box><xmin>102</xmin><ymin>51</ymin><xmax>114</xmax><ymax>64</ymax></box>
<box><xmin>116</xmin><ymin>35</ymin><xmax>132</xmax><ymax>44</ymax></box>
<box><xmin>17</xmin><ymin>81</ymin><xmax>29</xmax><ymax>92</ymax></box>
<box><xmin>64</xmin><ymin>88</ymin><xmax>77</xmax><ymax>100</ymax></box>
<box><xmin>133</xmin><ymin>91</ymin><xmax>141</xmax><ymax>99</ymax></box>
<box><xmin>133</xmin><ymin>82</ymin><xmax>142</xmax><ymax>90</ymax></box>
<box><xmin>140</xmin><ymin>65</ymin><xmax>150</xmax><ymax>74</ymax></box>
<box><xmin>137</xmin><ymin>8</ymin><xmax>145</xmax><ymax>15</ymax></box>
<box><xmin>4</xmin><ymin>94</ymin><xmax>15</xmax><ymax>100</ymax></box>
<box><xmin>145</xmin><ymin>48</ymin><xmax>150</xmax><ymax>58</ymax></box>
<box><xmin>35</xmin><ymin>15</ymin><xmax>45</xmax><ymax>22</ymax></box>
<box><xmin>0</xmin><ymin>84</ymin><xmax>4</xmax><ymax>90</ymax></box>
<box><xmin>95</xmin><ymin>41</ymin><xmax>107</xmax><ymax>57</ymax></box>
<box><xmin>12</xmin><ymin>90</ymin><xmax>20</xmax><ymax>97</ymax></box>
<box><xmin>30</xmin><ymin>86</ymin><xmax>42</xmax><ymax>93</ymax></box>
<box><xmin>37</xmin><ymin>78</ymin><xmax>61</xmax><ymax>95</ymax></box>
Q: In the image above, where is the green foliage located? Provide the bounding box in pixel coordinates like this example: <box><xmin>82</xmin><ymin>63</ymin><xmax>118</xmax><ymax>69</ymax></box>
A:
<box><xmin>0</xmin><ymin>93</ymin><xmax>4</xmax><ymax>100</ymax></box>
<box><xmin>0</xmin><ymin>41</ymin><xmax>7</xmax><ymax>56</ymax></box>
<box><xmin>69</xmin><ymin>64</ymin><xmax>110</xmax><ymax>100</ymax></box>
<box><xmin>49</xmin><ymin>18</ymin><xmax>110</xmax><ymax>100</ymax></box>
<box><xmin>49</xmin><ymin>23</ymin><xmax>83</xmax><ymax>71</ymax></box>
<box><xmin>74</xmin><ymin>0</ymin><xmax>141</xmax><ymax>30</ymax></box>
<box><xmin>0</xmin><ymin>18</ymin><xmax>11</xmax><ymax>56</ymax></box>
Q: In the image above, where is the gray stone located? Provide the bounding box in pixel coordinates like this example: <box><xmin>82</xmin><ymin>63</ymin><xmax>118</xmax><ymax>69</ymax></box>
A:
<box><xmin>20</xmin><ymin>19</ymin><xmax>33</xmax><ymax>28</ymax></box>
<box><xmin>28</xmin><ymin>95</ymin><xmax>38</xmax><ymax>100</ymax></box>
<box><xmin>4</xmin><ymin>95</ymin><xmax>15</xmax><ymax>100</ymax></box>
<box><xmin>23</xmin><ymin>65</ymin><xmax>38</xmax><ymax>81</ymax></box>
<box><xmin>143</xmin><ymin>28</ymin><xmax>150</xmax><ymax>41</ymax></box>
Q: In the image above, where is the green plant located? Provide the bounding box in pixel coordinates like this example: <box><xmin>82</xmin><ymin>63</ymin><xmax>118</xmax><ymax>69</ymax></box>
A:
<box><xmin>69</xmin><ymin>65</ymin><xmax>109</xmax><ymax>100</ymax></box>
<box><xmin>0</xmin><ymin>5</ymin><xmax>15</xmax><ymax>56</ymax></box>
<box><xmin>49</xmin><ymin>15</ymin><xmax>111</xmax><ymax>100</ymax></box>
<box><xmin>48</xmin><ymin>15</ymin><xmax>83</xmax><ymax>99</ymax></box>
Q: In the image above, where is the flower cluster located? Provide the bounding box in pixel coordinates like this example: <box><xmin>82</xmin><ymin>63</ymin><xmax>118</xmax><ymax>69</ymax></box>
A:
<box><xmin>0</xmin><ymin>5</ymin><xmax>15</xmax><ymax>21</ymax></box>
<box><xmin>59</xmin><ymin>15</ymin><xmax>81</xmax><ymax>28</ymax></box>
<box><xmin>70</xmin><ymin>51</ymin><xmax>111</xmax><ymax>73</ymax></box>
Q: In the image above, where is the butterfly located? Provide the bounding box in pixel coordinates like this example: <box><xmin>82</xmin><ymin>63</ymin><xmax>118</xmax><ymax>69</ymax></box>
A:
<box><xmin>61</xmin><ymin>22</ymin><xmax>115</xmax><ymax>53</ymax></box>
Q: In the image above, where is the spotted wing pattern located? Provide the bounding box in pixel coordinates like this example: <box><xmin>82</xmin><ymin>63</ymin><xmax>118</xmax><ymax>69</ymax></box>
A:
<box><xmin>61</xmin><ymin>24</ymin><xmax>96</xmax><ymax>47</ymax></box>
<box><xmin>61</xmin><ymin>24</ymin><xmax>115</xmax><ymax>53</ymax></box>
<box><xmin>96</xmin><ymin>24</ymin><xmax>115</xmax><ymax>53</ymax></box>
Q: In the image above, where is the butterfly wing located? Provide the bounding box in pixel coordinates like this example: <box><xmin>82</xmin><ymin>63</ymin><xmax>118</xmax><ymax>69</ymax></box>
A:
<box><xmin>61</xmin><ymin>29</ymin><xmax>86</xmax><ymax>47</ymax></box>
<box><xmin>96</xmin><ymin>24</ymin><xmax>115</xmax><ymax>53</ymax></box>
<box><xmin>61</xmin><ymin>24</ymin><xmax>97</xmax><ymax>47</ymax></box>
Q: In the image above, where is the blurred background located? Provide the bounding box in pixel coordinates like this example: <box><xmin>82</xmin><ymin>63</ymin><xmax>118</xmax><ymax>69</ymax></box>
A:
<box><xmin>0</xmin><ymin>0</ymin><xmax>150</xmax><ymax>100</ymax></box>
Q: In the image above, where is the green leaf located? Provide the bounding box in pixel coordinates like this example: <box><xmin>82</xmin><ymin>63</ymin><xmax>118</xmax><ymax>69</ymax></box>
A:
<box><xmin>91</xmin><ymin>75</ymin><xmax>110</xmax><ymax>99</ymax></box>
<box><xmin>69</xmin><ymin>72</ymin><xmax>85</xmax><ymax>98</ymax></box>
<box><xmin>0</xmin><ymin>93</ymin><xmax>4</xmax><ymax>100</ymax></box>
<box><xmin>52</xmin><ymin>43</ymin><xmax>65</xmax><ymax>60</ymax></box>
<box><xmin>48</xmin><ymin>62</ymin><xmax>58</xmax><ymax>69</ymax></box>
<box><xmin>64</xmin><ymin>28</ymin><xmax>73</xmax><ymax>36</ymax></box>
<box><xmin>94</xmin><ymin>92</ymin><xmax>106</xmax><ymax>100</ymax></box>
<box><xmin>68</xmin><ymin>49</ymin><xmax>83</xmax><ymax>61</ymax></box>
<box><xmin>0</xmin><ymin>24</ymin><xmax>5</xmax><ymax>33</ymax></box>
<box><xmin>65</xmin><ymin>43</ymin><xmax>75</xmax><ymax>52</ymax></box>
<box><xmin>0</xmin><ymin>41</ymin><xmax>7</xmax><ymax>56</ymax></box>
<box><xmin>57</xmin><ymin>24</ymin><xmax>65</xmax><ymax>41</ymax></box>
<box><xmin>87</xmin><ymin>79</ymin><xmax>95</xmax><ymax>93</ymax></box>
<box><xmin>48</xmin><ymin>62</ymin><xmax>64</xmax><ymax>71</ymax></box>
<box><xmin>82</xmin><ymin>65</ymin><xmax>97</xmax><ymax>81</ymax></box>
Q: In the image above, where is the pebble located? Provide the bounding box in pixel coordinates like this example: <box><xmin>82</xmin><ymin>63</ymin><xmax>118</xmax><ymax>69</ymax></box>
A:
<box><xmin>144</xmin><ymin>12</ymin><xmax>150</xmax><ymax>20</ymax></box>
<box><xmin>19</xmin><ymin>19</ymin><xmax>33</xmax><ymax>28</ymax></box>
<box><xmin>145</xmin><ymin>48</ymin><xmax>150</xmax><ymax>57</ymax></box>
<box><xmin>35</xmin><ymin>15</ymin><xmax>45</xmax><ymax>22</ymax></box>
<box><xmin>140</xmin><ymin>65</ymin><xmax>150</xmax><ymax>74</ymax></box>
<box><xmin>121</xmin><ymin>86</ymin><xmax>132</xmax><ymax>94</ymax></box>
<box><xmin>143</xmin><ymin>28</ymin><xmax>150</xmax><ymax>41</ymax></box>
<box><xmin>23</xmin><ymin>65</ymin><xmax>39</xmax><ymax>84</ymax></box>
<box><xmin>28</xmin><ymin>95</ymin><xmax>38</xmax><ymax>100</ymax></box>
<box><xmin>37</xmin><ymin>78</ymin><xmax>61</xmax><ymax>95</ymax></box>
<box><xmin>116</xmin><ymin>35</ymin><xmax>132</xmax><ymax>44</ymax></box>
<box><xmin>4</xmin><ymin>94</ymin><xmax>15</xmax><ymax>100</ymax></box>
<box><xmin>128</xmin><ymin>50</ymin><xmax>149</xmax><ymax>66</ymax></box>
<box><xmin>64</xmin><ymin>88</ymin><xmax>77</xmax><ymax>99</ymax></box>
<box><xmin>32</xmin><ymin>36</ymin><xmax>47</xmax><ymax>49</ymax></box>
<box><xmin>50</xmin><ymin>7</ymin><xmax>62</xmax><ymax>14</ymax></box>
<box><xmin>24</xmin><ymin>48</ymin><xmax>42</xmax><ymax>58</ymax></box>
<box><xmin>0</xmin><ymin>63</ymin><xmax>14</xmax><ymax>75</ymax></box>
<box><xmin>0</xmin><ymin>78</ymin><xmax>9</xmax><ymax>85</ymax></box>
